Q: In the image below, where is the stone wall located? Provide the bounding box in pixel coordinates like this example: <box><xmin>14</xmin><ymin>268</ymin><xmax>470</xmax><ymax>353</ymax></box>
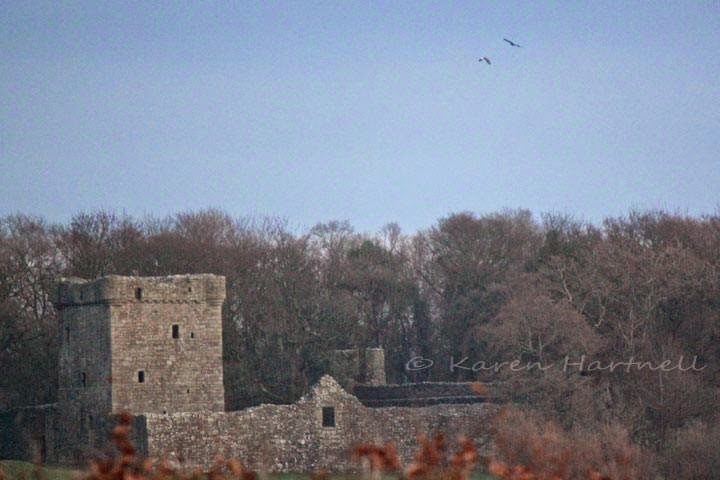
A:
<box><xmin>53</xmin><ymin>412</ymin><xmax>149</xmax><ymax>465</ymax></box>
<box><xmin>53</xmin><ymin>275</ymin><xmax>226</xmax><ymax>416</ymax></box>
<box><xmin>109</xmin><ymin>275</ymin><xmax>225</xmax><ymax>414</ymax></box>
<box><xmin>363</xmin><ymin>348</ymin><xmax>387</xmax><ymax>386</ymax></box>
<box><xmin>3</xmin><ymin>275</ymin><xmax>496</xmax><ymax>472</ymax></box>
<box><xmin>0</xmin><ymin>405</ymin><xmax>149</xmax><ymax>465</ymax></box>
<box><xmin>54</xmin><ymin>279</ymin><xmax>114</xmax><ymax>463</ymax></box>
<box><xmin>144</xmin><ymin>376</ymin><xmax>496</xmax><ymax>472</ymax></box>
<box><xmin>0</xmin><ymin>405</ymin><xmax>55</xmax><ymax>462</ymax></box>
<box><xmin>44</xmin><ymin>274</ymin><xmax>226</xmax><ymax>463</ymax></box>
<box><xmin>57</xmin><ymin>302</ymin><xmax>112</xmax><ymax>412</ymax></box>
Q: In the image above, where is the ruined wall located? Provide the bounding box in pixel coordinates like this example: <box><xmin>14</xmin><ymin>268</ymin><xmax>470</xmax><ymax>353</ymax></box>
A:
<box><xmin>49</xmin><ymin>411</ymin><xmax>149</xmax><ymax>465</ymax></box>
<box><xmin>3</xmin><ymin>275</ymin><xmax>494</xmax><ymax>472</ymax></box>
<box><xmin>144</xmin><ymin>376</ymin><xmax>495</xmax><ymax>473</ymax></box>
<box><xmin>363</xmin><ymin>348</ymin><xmax>387</xmax><ymax>386</ymax></box>
<box><xmin>0</xmin><ymin>405</ymin><xmax>56</xmax><ymax>462</ymax></box>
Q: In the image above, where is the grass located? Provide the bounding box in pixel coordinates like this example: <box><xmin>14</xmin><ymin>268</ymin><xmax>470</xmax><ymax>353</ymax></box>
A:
<box><xmin>0</xmin><ymin>460</ymin><xmax>79</xmax><ymax>480</ymax></box>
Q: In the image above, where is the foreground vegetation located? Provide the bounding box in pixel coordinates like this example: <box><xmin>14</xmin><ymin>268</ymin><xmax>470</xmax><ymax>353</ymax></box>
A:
<box><xmin>1</xmin><ymin>208</ymin><xmax>719</xmax><ymax>477</ymax></box>
<box><xmin>0</xmin><ymin>410</ymin><xmax>638</xmax><ymax>480</ymax></box>
<box><xmin>0</xmin><ymin>461</ymin><xmax>78</xmax><ymax>480</ymax></box>
<box><xmin>0</xmin><ymin>464</ymin><xmax>495</xmax><ymax>480</ymax></box>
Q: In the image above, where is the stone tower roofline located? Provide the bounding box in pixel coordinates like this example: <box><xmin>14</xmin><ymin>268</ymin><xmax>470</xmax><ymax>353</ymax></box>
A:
<box><xmin>53</xmin><ymin>274</ymin><xmax>226</xmax><ymax>308</ymax></box>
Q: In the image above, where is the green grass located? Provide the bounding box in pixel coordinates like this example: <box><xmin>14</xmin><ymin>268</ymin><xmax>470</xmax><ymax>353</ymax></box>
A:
<box><xmin>0</xmin><ymin>461</ymin><xmax>79</xmax><ymax>480</ymax></box>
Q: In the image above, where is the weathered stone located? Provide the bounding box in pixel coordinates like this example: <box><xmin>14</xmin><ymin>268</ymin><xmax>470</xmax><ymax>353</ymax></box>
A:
<box><xmin>1</xmin><ymin>274</ymin><xmax>496</xmax><ymax>472</ymax></box>
<box><xmin>144</xmin><ymin>376</ymin><xmax>495</xmax><ymax>472</ymax></box>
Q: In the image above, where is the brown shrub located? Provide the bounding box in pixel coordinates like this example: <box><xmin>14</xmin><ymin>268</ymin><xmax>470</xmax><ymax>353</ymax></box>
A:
<box><xmin>352</xmin><ymin>442</ymin><xmax>401</xmax><ymax>473</ymax></box>
<box><xmin>489</xmin><ymin>407</ymin><xmax>654</xmax><ymax>480</ymax></box>
<box><xmin>353</xmin><ymin>434</ymin><xmax>479</xmax><ymax>480</ymax></box>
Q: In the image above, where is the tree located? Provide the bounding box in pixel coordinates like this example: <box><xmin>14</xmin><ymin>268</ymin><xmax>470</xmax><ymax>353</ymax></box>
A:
<box><xmin>0</xmin><ymin>215</ymin><xmax>60</xmax><ymax>407</ymax></box>
<box><xmin>421</xmin><ymin>210</ymin><xmax>541</xmax><ymax>380</ymax></box>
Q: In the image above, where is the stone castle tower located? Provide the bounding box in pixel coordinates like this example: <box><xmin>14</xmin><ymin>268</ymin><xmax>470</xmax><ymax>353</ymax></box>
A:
<box><xmin>52</xmin><ymin>274</ymin><xmax>226</xmax><ymax>457</ymax></box>
<box><xmin>2</xmin><ymin>273</ymin><xmax>496</xmax><ymax>469</ymax></box>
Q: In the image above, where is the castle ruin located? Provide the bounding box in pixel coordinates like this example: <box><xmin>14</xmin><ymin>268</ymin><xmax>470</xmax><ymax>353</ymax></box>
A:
<box><xmin>1</xmin><ymin>274</ymin><xmax>496</xmax><ymax>472</ymax></box>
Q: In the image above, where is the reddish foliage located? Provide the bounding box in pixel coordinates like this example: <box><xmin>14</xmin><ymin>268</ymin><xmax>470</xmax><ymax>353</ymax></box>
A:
<box><xmin>58</xmin><ymin>407</ymin><xmax>653</xmax><ymax>480</ymax></box>
<box><xmin>354</xmin><ymin>434</ymin><xmax>479</xmax><ymax>480</ymax></box>
<box><xmin>487</xmin><ymin>407</ymin><xmax>650</xmax><ymax>480</ymax></box>
<box><xmin>352</xmin><ymin>442</ymin><xmax>401</xmax><ymax>473</ymax></box>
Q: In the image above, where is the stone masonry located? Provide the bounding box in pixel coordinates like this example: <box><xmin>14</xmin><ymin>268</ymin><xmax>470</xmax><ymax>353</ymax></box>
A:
<box><xmin>0</xmin><ymin>274</ymin><xmax>496</xmax><ymax>471</ymax></box>
<box><xmin>51</xmin><ymin>274</ymin><xmax>225</xmax><ymax>462</ymax></box>
<box><xmin>55</xmin><ymin>275</ymin><xmax>225</xmax><ymax>414</ymax></box>
<box><xmin>145</xmin><ymin>376</ymin><xmax>494</xmax><ymax>472</ymax></box>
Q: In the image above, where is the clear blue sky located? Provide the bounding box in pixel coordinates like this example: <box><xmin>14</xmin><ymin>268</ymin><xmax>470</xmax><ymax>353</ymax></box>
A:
<box><xmin>2</xmin><ymin>1</ymin><xmax>718</xmax><ymax>233</ymax></box>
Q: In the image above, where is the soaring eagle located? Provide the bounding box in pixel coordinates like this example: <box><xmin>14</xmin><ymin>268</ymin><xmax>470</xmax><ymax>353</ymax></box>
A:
<box><xmin>503</xmin><ymin>38</ymin><xmax>521</xmax><ymax>47</ymax></box>
<box><xmin>479</xmin><ymin>56</ymin><xmax>491</xmax><ymax>65</ymax></box>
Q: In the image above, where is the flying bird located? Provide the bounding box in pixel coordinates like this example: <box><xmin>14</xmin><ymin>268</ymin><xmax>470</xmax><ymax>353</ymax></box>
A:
<box><xmin>479</xmin><ymin>56</ymin><xmax>491</xmax><ymax>65</ymax></box>
<box><xmin>503</xmin><ymin>38</ymin><xmax>521</xmax><ymax>47</ymax></box>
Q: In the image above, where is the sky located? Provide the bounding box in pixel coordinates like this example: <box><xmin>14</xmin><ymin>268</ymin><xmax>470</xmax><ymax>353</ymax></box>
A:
<box><xmin>1</xmin><ymin>1</ymin><xmax>719</xmax><ymax>234</ymax></box>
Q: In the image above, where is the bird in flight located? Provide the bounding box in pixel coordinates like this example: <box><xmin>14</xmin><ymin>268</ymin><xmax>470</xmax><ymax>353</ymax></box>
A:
<box><xmin>479</xmin><ymin>56</ymin><xmax>491</xmax><ymax>65</ymax></box>
<box><xmin>503</xmin><ymin>38</ymin><xmax>521</xmax><ymax>47</ymax></box>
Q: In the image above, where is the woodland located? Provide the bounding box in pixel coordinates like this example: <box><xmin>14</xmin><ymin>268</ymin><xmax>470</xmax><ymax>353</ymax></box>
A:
<box><xmin>1</xmin><ymin>208</ymin><xmax>718</xmax><ymax>477</ymax></box>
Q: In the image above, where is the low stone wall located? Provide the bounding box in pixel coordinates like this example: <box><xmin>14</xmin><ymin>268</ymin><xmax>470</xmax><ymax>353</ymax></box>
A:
<box><xmin>64</xmin><ymin>412</ymin><xmax>149</xmax><ymax>466</ymax></box>
<box><xmin>1</xmin><ymin>377</ymin><xmax>496</xmax><ymax>472</ymax></box>
<box><xmin>0</xmin><ymin>405</ymin><xmax>148</xmax><ymax>465</ymax></box>
<box><xmin>145</xmin><ymin>376</ymin><xmax>496</xmax><ymax>472</ymax></box>
<box><xmin>0</xmin><ymin>404</ymin><xmax>56</xmax><ymax>462</ymax></box>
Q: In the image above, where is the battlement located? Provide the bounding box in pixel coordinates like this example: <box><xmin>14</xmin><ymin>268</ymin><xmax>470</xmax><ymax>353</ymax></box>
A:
<box><xmin>54</xmin><ymin>274</ymin><xmax>226</xmax><ymax>308</ymax></box>
<box><xmin>54</xmin><ymin>274</ymin><xmax>226</xmax><ymax>420</ymax></box>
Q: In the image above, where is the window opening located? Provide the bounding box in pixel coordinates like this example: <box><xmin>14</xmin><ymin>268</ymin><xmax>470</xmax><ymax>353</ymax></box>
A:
<box><xmin>322</xmin><ymin>406</ymin><xmax>335</xmax><ymax>427</ymax></box>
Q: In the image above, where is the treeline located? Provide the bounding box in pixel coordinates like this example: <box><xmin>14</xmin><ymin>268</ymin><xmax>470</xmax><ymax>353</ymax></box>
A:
<box><xmin>1</xmin><ymin>208</ymin><xmax>719</xmax><ymax>476</ymax></box>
